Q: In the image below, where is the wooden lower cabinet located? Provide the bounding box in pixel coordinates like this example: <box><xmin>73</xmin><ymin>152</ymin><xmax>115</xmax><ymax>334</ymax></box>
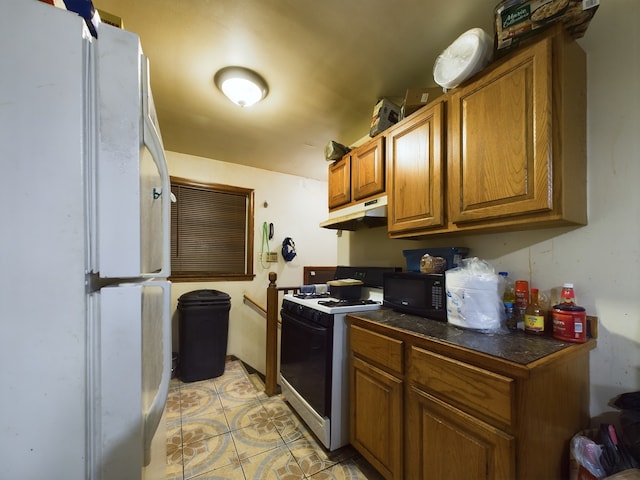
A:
<box><xmin>406</xmin><ymin>386</ymin><xmax>515</xmax><ymax>480</ymax></box>
<box><xmin>347</xmin><ymin>318</ymin><xmax>594</xmax><ymax>480</ymax></box>
<box><xmin>350</xmin><ymin>356</ymin><xmax>403</xmax><ymax>480</ymax></box>
<box><xmin>406</xmin><ymin>346</ymin><xmax>516</xmax><ymax>480</ymax></box>
<box><xmin>349</xmin><ymin>325</ymin><xmax>404</xmax><ymax>480</ymax></box>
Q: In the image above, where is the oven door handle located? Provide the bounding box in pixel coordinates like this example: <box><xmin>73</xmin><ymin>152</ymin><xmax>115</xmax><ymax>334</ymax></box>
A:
<box><xmin>281</xmin><ymin>312</ymin><xmax>329</xmax><ymax>334</ymax></box>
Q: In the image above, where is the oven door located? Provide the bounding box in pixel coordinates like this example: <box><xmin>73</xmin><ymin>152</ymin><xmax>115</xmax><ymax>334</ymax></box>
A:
<box><xmin>280</xmin><ymin>308</ymin><xmax>333</xmax><ymax>417</ymax></box>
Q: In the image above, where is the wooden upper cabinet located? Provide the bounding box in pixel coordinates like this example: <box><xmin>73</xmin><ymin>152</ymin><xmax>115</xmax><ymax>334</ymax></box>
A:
<box><xmin>448</xmin><ymin>37</ymin><xmax>551</xmax><ymax>223</ymax></box>
<box><xmin>327</xmin><ymin>136</ymin><xmax>385</xmax><ymax>211</ymax></box>
<box><xmin>448</xmin><ymin>24</ymin><xmax>587</xmax><ymax>229</ymax></box>
<box><xmin>352</xmin><ymin>136</ymin><xmax>385</xmax><ymax>201</ymax></box>
<box><xmin>387</xmin><ymin>100</ymin><xmax>445</xmax><ymax>236</ymax></box>
<box><xmin>328</xmin><ymin>154</ymin><xmax>351</xmax><ymax>209</ymax></box>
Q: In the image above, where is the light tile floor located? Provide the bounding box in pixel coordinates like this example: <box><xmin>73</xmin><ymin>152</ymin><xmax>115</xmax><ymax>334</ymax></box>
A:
<box><xmin>165</xmin><ymin>359</ymin><xmax>384</xmax><ymax>480</ymax></box>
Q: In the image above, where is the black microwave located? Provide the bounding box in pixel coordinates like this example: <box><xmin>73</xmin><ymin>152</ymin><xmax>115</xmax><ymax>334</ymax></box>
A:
<box><xmin>383</xmin><ymin>272</ymin><xmax>446</xmax><ymax>321</ymax></box>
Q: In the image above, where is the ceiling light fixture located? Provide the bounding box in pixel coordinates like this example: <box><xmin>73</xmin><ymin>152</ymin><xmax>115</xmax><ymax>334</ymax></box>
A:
<box><xmin>214</xmin><ymin>66</ymin><xmax>269</xmax><ymax>107</ymax></box>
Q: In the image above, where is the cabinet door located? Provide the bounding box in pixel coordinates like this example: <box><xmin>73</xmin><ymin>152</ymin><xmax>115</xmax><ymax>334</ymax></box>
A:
<box><xmin>350</xmin><ymin>356</ymin><xmax>403</xmax><ymax>480</ymax></box>
<box><xmin>328</xmin><ymin>155</ymin><xmax>351</xmax><ymax>209</ymax></box>
<box><xmin>387</xmin><ymin>101</ymin><xmax>445</xmax><ymax>235</ymax></box>
<box><xmin>352</xmin><ymin>136</ymin><xmax>385</xmax><ymax>201</ymax></box>
<box><xmin>448</xmin><ymin>36</ymin><xmax>552</xmax><ymax>224</ymax></box>
<box><xmin>410</xmin><ymin>346</ymin><xmax>514</xmax><ymax>431</ymax></box>
<box><xmin>406</xmin><ymin>387</ymin><xmax>515</xmax><ymax>480</ymax></box>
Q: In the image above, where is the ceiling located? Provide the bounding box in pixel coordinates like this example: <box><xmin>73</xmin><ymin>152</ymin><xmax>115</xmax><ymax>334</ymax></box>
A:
<box><xmin>94</xmin><ymin>0</ymin><xmax>497</xmax><ymax>181</ymax></box>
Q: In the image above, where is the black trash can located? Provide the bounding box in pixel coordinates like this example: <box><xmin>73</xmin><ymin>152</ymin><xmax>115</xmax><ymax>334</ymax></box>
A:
<box><xmin>178</xmin><ymin>289</ymin><xmax>231</xmax><ymax>382</ymax></box>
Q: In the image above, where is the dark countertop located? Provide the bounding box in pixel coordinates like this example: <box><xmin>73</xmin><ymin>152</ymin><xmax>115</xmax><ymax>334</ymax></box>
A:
<box><xmin>347</xmin><ymin>308</ymin><xmax>594</xmax><ymax>366</ymax></box>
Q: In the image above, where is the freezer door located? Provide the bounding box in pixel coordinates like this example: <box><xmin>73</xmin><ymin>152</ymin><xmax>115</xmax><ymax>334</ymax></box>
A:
<box><xmin>88</xmin><ymin>281</ymin><xmax>171</xmax><ymax>479</ymax></box>
<box><xmin>93</xmin><ymin>25</ymin><xmax>170</xmax><ymax>279</ymax></box>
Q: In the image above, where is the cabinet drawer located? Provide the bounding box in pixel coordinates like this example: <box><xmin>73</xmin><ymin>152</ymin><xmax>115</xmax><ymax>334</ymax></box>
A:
<box><xmin>350</xmin><ymin>325</ymin><xmax>403</xmax><ymax>375</ymax></box>
<box><xmin>410</xmin><ymin>346</ymin><xmax>514</xmax><ymax>429</ymax></box>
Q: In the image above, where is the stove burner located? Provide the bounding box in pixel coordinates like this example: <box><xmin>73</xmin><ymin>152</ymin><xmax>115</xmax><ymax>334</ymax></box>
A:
<box><xmin>317</xmin><ymin>299</ymin><xmax>380</xmax><ymax>308</ymax></box>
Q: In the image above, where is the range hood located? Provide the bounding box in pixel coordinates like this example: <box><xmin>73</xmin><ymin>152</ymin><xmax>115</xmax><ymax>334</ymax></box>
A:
<box><xmin>320</xmin><ymin>196</ymin><xmax>387</xmax><ymax>231</ymax></box>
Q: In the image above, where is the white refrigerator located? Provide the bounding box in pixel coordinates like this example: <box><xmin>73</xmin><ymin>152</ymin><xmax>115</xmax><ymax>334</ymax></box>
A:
<box><xmin>0</xmin><ymin>1</ymin><xmax>172</xmax><ymax>478</ymax></box>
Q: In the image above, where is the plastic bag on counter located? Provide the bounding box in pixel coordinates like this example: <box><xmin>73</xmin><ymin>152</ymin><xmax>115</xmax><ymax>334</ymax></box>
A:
<box><xmin>445</xmin><ymin>257</ymin><xmax>505</xmax><ymax>332</ymax></box>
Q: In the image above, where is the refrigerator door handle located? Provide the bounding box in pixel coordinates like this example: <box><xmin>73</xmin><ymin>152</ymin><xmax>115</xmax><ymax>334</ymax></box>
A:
<box><xmin>142</xmin><ymin>280</ymin><xmax>172</xmax><ymax>466</ymax></box>
<box><xmin>141</xmin><ymin>54</ymin><xmax>171</xmax><ymax>279</ymax></box>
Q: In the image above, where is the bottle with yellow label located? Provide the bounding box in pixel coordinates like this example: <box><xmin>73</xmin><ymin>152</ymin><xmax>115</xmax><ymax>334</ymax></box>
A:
<box><xmin>524</xmin><ymin>288</ymin><xmax>545</xmax><ymax>335</ymax></box>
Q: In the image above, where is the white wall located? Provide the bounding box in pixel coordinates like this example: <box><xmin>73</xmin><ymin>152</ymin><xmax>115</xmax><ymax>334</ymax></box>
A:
<box><xmin>166</xmin><ymin>151</ymin><xmax>337</xmax><ymax>373</ymax></box>
<box><xmin>577</xmin><ymin>0</ymin><xmax>640</xmax><ymax>417</ymax></box>
<box><xmin>338</xmin><ymin>0</ymin><xmax>640</xmax><ymax>421</ymax></box>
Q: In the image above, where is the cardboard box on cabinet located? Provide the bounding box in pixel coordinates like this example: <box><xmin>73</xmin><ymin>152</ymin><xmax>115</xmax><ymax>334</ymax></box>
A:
<box><xmin>401</xmin><ymin>87</ymin><xmax>444</xmax><ymax>119</ymax></box>
<box><xmin>370</xmin><ymin>98</ymin><xmax>400</xmax><ymax>137</ymax></box>
<box><xmin>495</xmin><ymin>0</ymin><xmax>599</xmax><ymax>53</ymax></box>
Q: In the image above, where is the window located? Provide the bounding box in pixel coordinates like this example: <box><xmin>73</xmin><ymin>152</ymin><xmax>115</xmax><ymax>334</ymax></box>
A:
<box><xmin>170</xmin><ymin>176</ymin><xmax>254</xmax><ymax>281</ymax></box>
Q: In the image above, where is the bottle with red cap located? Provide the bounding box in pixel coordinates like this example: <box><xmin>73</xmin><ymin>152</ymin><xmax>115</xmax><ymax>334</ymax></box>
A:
<box><xmin>560</xmin><ymin>283</ymin><xmax>576</xmax><ymax>304</ymax></box>
<box><xmin>514</xmin><ymin>280</ymin><xmax>529</xmax><ymax>330</ymax></box>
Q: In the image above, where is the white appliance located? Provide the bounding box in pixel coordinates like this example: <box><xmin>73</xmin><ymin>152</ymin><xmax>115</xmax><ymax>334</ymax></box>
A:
<box><xmin>0</xmin><ymin>2</ymin><xmax>171</xmax><ymax>479</ymax></box>
<box><xmin>278</xmin><ymin>266</ymin><xmax>398</xmax><ymax>451</ymax></box>
<box><xmin>279</xmin><ymin>293</ymin><xmax>381</xmax><ymax>450</ymax></box>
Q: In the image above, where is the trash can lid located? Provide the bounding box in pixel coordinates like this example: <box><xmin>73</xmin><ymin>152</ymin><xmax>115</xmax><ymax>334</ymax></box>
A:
<box><xmin>178</xmin><ymin>289</ymin><xmax>231</xmax><ymax>306</ymax></box>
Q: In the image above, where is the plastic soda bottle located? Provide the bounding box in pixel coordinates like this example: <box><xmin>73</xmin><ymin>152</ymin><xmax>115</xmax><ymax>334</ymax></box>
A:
<box><xmin>514</xmin><ymin>280</ymin><xmax>529</xmax><ymax>324</ymax></box>
<box><xmin>504</xmin><ymin>302</ymin><xmax>518</xmax><ymax>331</ymax></box>
<box><xmin>499</xmin><ymin>272</ymin><xmax>515</xmax><ymax>303</ymax></box>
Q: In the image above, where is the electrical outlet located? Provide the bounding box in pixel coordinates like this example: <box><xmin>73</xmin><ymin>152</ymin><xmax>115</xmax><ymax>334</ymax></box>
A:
<box><xmin>259</xmin><ymin>252</ymin><xmax>278</xmax><ymax>263</ymax></box>
<box><xmin>266</xmin><ymin>252</ymin><xmax>278</xmax><ymax>262</ymax></box>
